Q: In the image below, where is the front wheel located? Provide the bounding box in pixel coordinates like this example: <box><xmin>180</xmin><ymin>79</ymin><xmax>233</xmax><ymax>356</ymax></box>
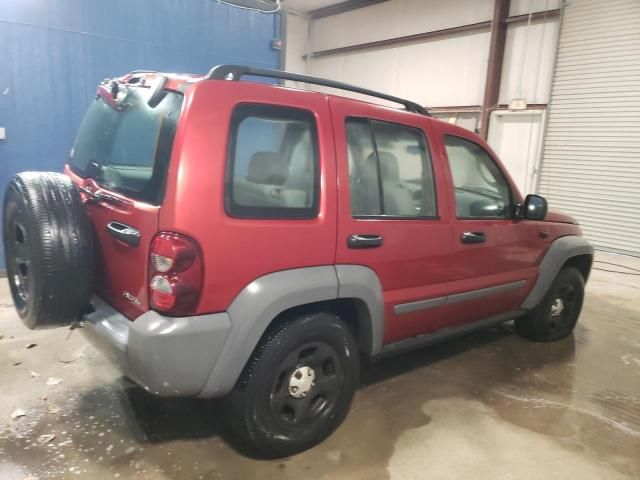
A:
<box><xmin>516</xmin><ymin>266</ymin><xmax>585</xmax><ymax>342</ymax></box>
<box><xmin>224</xmin><ymin>312</ymin><xmax>360</xmax><ymax>458</ymax></box>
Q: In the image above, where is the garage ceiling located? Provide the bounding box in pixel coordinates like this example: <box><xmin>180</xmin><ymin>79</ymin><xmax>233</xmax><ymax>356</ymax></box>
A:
<box><xmin>282</xmin><ymin>0</ymin><xmax>345</xmax><ymax>12</ymax></box>
<box><xmin>283</xmin><ymin>0</ymin><xmax>387</xmax><ymax>16</ymax></box>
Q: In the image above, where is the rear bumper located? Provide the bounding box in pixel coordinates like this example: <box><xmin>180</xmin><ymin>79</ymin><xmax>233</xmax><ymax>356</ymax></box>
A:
<box><xmin>81</xmin><ymin>296</ymin><xmax>231</xmax><ymax>397</ymax></box>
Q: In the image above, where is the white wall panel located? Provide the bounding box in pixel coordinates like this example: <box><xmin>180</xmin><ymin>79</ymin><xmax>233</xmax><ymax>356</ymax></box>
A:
<box><xmin>285</xmin><ymin>13</ymin><xmax>310</xmax><ymax>74</ymax></box>
<box><xmin>293</xmin><ymin>0</ymin><xmax>559</xmax><ymax>108</ymax></box>
<box><xmin>311</xmin><ymin>0</ymin><xmax>493</xmax><ymax>52</ymax></box>
<box><xmin>499</xmin><ymin>18</ymin><xmax>559</xmax><ymax>104</ymax></box>
<box><xmin>309</xmin><ymin>31</ymin><xmax>490</xmax><ymax>107</ymax></box>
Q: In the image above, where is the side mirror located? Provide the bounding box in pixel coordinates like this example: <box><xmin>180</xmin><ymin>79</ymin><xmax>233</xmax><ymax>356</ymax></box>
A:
<box><xmin>524</xmin><ymin>194</ymin><xmax>548</xmax><ymax>220</ymax></box>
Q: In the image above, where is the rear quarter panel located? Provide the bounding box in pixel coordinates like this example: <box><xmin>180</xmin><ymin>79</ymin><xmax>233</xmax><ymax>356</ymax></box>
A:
<box><xmin>160</xmin><ymin>81</ymin><xmax>338</xmax><ymax>314</ymax></box>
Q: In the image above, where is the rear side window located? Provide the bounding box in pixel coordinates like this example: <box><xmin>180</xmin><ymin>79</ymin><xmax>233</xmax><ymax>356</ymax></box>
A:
<box><xmin>226</xmin><ymin>104</ymin><xmax>319</xmax><ymax>219</ymax></box>
<box><xmin>69</xmin><ymin>87</ymin><xmax>183</xmax><ymax>205</ymax></box>
<box><xmin>346</xmin><ymin>118</ymin><xmax>437</xmax><ymax>218</ymax></box>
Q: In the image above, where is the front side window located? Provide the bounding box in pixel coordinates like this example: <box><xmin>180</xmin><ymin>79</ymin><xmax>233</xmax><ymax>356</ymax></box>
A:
<box><xmin>226</xmin><ymin>105</ymin><xmax>319</xmax><ymax>219</ymax></box>
<box><xmin>444</xmin><ymin>136</ymin><xmax>512</xmax><ymax>219</ymax></box>
<box><xmin>346</xmin><ymin>118</ymin><xmax>436</xmax><ymax>218</ymax></box>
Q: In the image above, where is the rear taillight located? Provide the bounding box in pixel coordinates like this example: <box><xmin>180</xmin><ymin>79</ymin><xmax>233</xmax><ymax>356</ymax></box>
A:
<box><xmin>149</xmin><ymin>232</ymin><xmax>203</xmax><ymax>316</ymax></box>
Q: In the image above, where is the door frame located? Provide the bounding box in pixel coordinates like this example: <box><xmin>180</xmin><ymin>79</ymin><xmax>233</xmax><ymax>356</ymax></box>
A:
<box><xmin>487</xmin><ymin>108</ymin><xmax>547</xmax><ymax>195</ymax></box>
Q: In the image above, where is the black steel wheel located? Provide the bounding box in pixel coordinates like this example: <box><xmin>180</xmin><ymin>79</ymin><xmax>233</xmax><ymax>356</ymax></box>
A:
<box><xmin>3</xmin><ymin>172</ymin><xmax>94</xmax><ymax>329</ymax></box>
<box><xmin>516</xmin><ymin>266</ymin><xmax>585</xmax><ymax>342</ymax></box>
<box><xmin>6</xmin><ymin>206</ymin><xmax>31</xmax><ymax>311</ymax></box>
<box><xmin>269</xmin><ymin>341</ymin><xmax>344</xmax><ymax>428</ymax></box>
<box><xmin>225</xmin><ymin>312</ymin><xmax>359</xmax><ymax>458</ymax></box>
<box><xmin>546</xmin><ymin>283</ymin><xmax>579</xmax><ymax>335</ymax></box>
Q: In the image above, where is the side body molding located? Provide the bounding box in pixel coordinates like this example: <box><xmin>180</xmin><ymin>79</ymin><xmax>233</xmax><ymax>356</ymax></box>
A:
<box><xmin>522</xmin><ymin>235</ymin><xmax>594</xmax><ymax>310</ymax></box>
<box><xmin>197</xmin><ymin>265</ymin><xmax>385</xmax><ymax>398</ymax></box>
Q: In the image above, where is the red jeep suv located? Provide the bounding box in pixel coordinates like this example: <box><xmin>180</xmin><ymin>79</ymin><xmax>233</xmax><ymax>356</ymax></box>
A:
<box><xmin>3</xmin><ymin>65</ymin><xmax>593</xmax><ymax>457</ymax></box>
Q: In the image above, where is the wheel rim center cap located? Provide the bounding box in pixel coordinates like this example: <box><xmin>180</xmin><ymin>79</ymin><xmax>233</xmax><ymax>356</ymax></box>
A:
<box><xmin>551</xmin><ymin>297</ymin><xmax>565</xmax><ymax>317</ymax></box>
<box><xmin>288</xmin><ymin>366</ymin><xmax>316</xmax><ymax>399</ymax></box>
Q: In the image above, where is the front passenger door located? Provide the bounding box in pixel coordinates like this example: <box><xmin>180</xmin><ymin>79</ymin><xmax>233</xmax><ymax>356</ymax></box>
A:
<box><xmin>435</xmin><ymin>126</ymin><xmax>540</xmax><ymax>327</ymax></box>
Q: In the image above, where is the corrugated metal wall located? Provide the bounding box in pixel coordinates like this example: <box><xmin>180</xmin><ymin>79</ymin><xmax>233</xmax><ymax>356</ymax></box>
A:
<box><xmin>0</xmin><ymin>0</ymin><xmax>280</xmax><ymax>267</ymax></box>
<box><xmin>538</xmin><ymin>0</ymin><xmax>640</xmax><ymax>255</ymax></box>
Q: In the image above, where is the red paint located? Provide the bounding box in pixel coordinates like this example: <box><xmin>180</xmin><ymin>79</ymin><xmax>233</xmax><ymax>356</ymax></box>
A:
<box><xmin>545</xmin><ymin>208</ymin><xmax>578</xmax><ymax>224</ymax></box>
<box><xmin>160</xmin><ymin>81</ymin><xmax>338</xmax><ymax>314</ymax></box>
<box><xmin>66</xmin><ymin>72</ymin><xmax>582</xmax><ymax>346</ymax></box>
<box><xmin>65</xmin><ymin>168</ymin><xmax>159</xmax><ymax>319</ymax></box>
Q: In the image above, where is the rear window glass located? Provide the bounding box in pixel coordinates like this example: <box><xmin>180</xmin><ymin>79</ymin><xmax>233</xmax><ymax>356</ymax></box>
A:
<box><xmin>68</xmin><ymin>87</ymin><xmax>183</xmax><ymax>204</ymax></box>
<box><xmin>226</xmin><ymin>104</ymin><xmax>319</xmax><ymax>219</ymax></box>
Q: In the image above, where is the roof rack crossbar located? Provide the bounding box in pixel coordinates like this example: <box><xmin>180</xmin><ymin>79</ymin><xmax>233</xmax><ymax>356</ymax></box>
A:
<box><xmin>206</xmin><ymin>64</ymin><xmax>430</xmax><ymax>116</ymax></box>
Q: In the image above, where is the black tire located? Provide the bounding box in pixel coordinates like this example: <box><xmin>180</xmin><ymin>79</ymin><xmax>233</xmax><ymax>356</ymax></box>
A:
<box><xmin>515</xmin><ymin>266</ymin><xmax>585</xmax><ymax>342</ymax></box>
<box><xmin>224</xmin><ymin>312</ymin><xmax>360</xmax><ymax>458</ymax></box>
<box><xmin>3</xmin><ymin>172</ymin><xmax>94</xmax><ymax>329</ymax></box>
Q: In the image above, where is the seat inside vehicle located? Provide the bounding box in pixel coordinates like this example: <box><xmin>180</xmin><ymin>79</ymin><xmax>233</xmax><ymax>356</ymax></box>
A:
<box><xmin>233</xmin><ymin>151</ymin><xmax>307</xmax><ymax>208</ymax></box>
<box><xmin>376</xmin><ymin>151</ymin><xmax>416</xmax><ymax>216</ymax></box>
<box><xmin>355</xmin><ymin>151</ymin><xmax>415</xmax><ymax>216</ymax></box>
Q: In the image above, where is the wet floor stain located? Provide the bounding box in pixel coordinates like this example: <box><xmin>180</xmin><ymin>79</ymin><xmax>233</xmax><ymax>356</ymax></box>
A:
<box><xmin>388</xmin><ymin>398</ymin><xmax>631</xmax><ymax>480</ymax></box>
<box><xmin>0</xmin><ymin>373</ymin><xmax>434</xmax><ymax>480</ymax></box>
<box><xmin>1</xmin><ymin>254</ymin><xmax>639</xmax><ymax>479</ymax></box>
<box><xmin>3</xmin><ymin>318</ymin><xmax>639</xmax><ymax>480</ymax></box>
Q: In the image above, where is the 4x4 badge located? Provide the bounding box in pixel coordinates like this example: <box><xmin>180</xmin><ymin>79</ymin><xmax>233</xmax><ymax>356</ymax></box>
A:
<box><xmin>122</xmin><ymin>291</ymin><xmax>141</xmax><ymax>306</ymax></box>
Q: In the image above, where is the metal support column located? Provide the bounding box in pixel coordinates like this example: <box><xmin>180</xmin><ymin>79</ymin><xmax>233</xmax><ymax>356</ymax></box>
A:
<box><xmin>479</xmin><ymin>0</ymin><xmax>510</xmax><ymax>139</ymax></box>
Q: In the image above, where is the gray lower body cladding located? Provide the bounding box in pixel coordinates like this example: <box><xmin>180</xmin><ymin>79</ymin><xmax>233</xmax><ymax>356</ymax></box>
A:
<box><xmin>81</xmin><ymin>296</ymin><xmax>231</xmax><ymax>397</ymax></box>
<box><xmin>81</xmin><ymin>265</ymin><xmax>380</xmax><ymax>398</ymax></box>
<box><xmin>81</xmin><ymin>237</ymin><xmax>592</xmax><ymax>399</ymax></box>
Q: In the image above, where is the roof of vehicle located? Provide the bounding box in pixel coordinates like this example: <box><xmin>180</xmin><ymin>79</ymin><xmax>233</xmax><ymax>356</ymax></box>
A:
<box><xmin>206</xmin><ymin>65</ymin><xmax>430</xmax><ymax>116</ymax></box>
<box><xmin>118</xmin><ymin>65</ymin><xmax>430</xmax><ymax>117</ymax></box>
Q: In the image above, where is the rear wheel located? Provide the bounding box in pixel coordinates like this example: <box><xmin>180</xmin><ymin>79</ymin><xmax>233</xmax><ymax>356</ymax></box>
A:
<box><xmin>225</xmin><ymin>312</ymin><xmax>359</xmax><ymax>458</ymax></box>
<box><xmin>515</xmin><ymin>266</ymin><xmax>585</xmax><ymax>342</ymax></box>
<box><xmin>3</xmin><ymin>172</ymin><xmax>94</xmax><ymax>329</ymax></box>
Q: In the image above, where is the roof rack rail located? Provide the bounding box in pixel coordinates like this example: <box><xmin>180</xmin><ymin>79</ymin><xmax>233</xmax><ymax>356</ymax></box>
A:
<box><xmin>206</xmin><ymin>64</ymin><xmax>430</xmax><ymax>116</ymax></box>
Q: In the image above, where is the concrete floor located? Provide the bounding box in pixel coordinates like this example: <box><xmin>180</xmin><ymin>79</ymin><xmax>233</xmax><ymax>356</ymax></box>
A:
<box><xmin>1</xmin><ymin>252</ymin><xmax>639</xmax><ymax>480</ymax></box>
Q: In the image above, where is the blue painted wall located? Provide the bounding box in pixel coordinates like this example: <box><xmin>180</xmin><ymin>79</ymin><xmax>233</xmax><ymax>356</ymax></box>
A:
<box><xmin>0</xmin><ymin>0</ymin><xmax>280</xmax><ymax>268</ymax></box>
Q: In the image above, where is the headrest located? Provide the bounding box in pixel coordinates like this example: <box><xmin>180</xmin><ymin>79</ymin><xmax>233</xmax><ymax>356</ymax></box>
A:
<box><xmin>365</xmin><ymin>151</ymin><xmax>400</xmax><ymax>181</ymax></box>
<box><xmin>247</xmin><ymin>151</ymin><xmax>288</xmax><ymax>185</ymax></box>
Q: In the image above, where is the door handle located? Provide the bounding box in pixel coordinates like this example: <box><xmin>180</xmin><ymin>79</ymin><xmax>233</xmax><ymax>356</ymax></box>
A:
<box><xmin>348</xmin><ymin>234</ymin><xmax>383</xmax><ymax>249</ymax></box>
<box><xmin>106</xmin><ymin>221</ymin><xmax>141</xmax><ymax>247</ymax></box>
<box><xmin>461</xmin><ymin>231</ymin><xmax>486</xmax><ymax>244</ymax></box>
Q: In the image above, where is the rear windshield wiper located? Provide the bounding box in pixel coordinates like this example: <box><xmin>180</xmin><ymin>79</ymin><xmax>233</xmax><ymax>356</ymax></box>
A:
<box><xmin>78</xmin><ymin>186</ymin><xmax>128</xmax><ymax>207</ymax></box>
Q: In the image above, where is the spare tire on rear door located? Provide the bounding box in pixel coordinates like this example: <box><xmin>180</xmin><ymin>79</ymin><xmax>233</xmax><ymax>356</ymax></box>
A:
<box><xmin>3</xmin><ymin>172</ymin><xmax>94</xmax><ymax>329</ymax></box>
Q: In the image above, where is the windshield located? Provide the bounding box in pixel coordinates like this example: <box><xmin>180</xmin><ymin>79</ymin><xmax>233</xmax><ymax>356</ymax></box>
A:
<box><xmin>68</xmin><ymin>86</ymin><xmax>183</xmax><ymax>204</ymax></box>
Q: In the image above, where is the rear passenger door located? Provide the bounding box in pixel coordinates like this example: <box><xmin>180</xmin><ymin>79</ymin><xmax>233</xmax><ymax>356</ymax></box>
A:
<box><xmin>330</xmin><ymin>97</ymin><xmax>454</xmax><ymax>345</ymax></box>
